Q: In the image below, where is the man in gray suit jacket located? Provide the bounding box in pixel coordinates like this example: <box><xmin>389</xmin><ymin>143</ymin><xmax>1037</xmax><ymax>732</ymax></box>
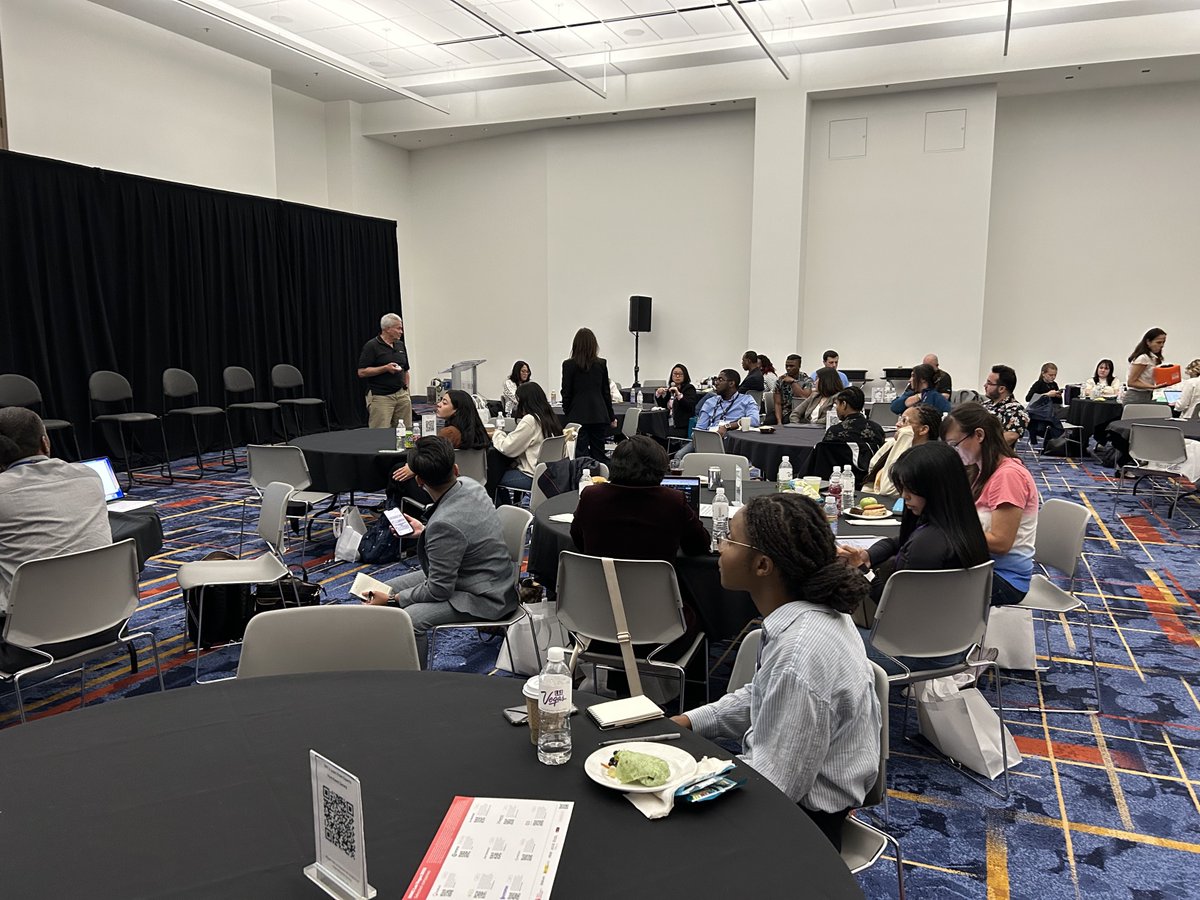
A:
<box><xmin>365</xmin><ymin>435</ymin><xmax>517</xmax><ymax>666</ymax></box>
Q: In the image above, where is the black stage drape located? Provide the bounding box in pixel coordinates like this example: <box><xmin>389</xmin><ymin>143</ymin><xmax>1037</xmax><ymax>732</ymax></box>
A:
<box><xmin>0</xmin><ymin>151</ymin><xmax>401</xmax><ymax>454</ymax></box>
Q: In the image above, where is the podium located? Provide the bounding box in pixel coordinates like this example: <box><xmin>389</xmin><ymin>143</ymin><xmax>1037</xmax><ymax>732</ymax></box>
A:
<box><xmin>439</xmin><ymin>360</ymin><xmax>486</xmax><ymax>395</ymax></box>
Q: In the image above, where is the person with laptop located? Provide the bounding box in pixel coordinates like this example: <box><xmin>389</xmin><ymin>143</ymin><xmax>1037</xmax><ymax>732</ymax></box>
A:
<box><xmin>0</xmin><ymin>408</ymin><xmax>112</xmax><ymax>616</ymax></box>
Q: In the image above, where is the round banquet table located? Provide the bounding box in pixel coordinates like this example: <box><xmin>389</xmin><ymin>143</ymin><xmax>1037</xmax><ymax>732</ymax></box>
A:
<box><xmin>108</xmin><ymin>506</ymin><xmax>164</xmax><ymax>570</ymax></box>
<box><xmin>1104</xmin><ymin>416</ymin><xmax>1200</xmax><ymax>445</ymax></box>
<box><xmin>1066</xmin><ymin>398</ymin><xmax>1125</xmax><ymax>443</ymax></box>
<box><xmin>0</xmin><ymin>671</ymin><xmax>864</xmax><ymax>900</ymax></box>
<box><xmin>722</xmin><ymin>425</ymin><xmax>830</xmax><ymax>481</ymax></box>
<box><xmin>551</xmin><ymin>401</ymin><xmax>667</xmax><ymax>441</ymax></box>
<box><xmin>529</xmin><ymin>483</ymin><xmax>768</xmax><ymax>641</ymax></box>
<box><xmin>290</xmin><ymin>428</ymin><xmax>406</xmax><ymax>494</ymax></box>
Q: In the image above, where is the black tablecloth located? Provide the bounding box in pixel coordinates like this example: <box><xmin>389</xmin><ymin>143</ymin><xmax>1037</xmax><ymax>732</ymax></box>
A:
<box><xmin>551</xmin><ymin>402</ymin><xmax>667</xmax><ymax>441</ymax></box>
<box><xmin>291</xmin><ymin>428</ymin><xmax>405</xmax><ymax>494</ymax></box>
<box><xmin>722</xmin><ymin>426</ymin><xmax>829</xmax><ymax>481</ymax></box>
<box><xmin>108</xmin><ymin>506</ymin><xmax>163</xmax><ymax>570</ymax></box>
<box><xmin>1104</xmin><ymin>417</ymin><xmax>1200</xmax><ymax>450</ymax></box>
<box><xmin>528</xmin><ymin>485</ymin><xmax>781</xmax><ymax>641</ymax></box>
<box><xmin>1066</xmin><ymin>398</ymin><xmax>1124</xmax><ymax>441</ymax></box>
<box><xmin>0</xmin><ymin>671</ymin><xmax>863</xmax><ymax>899</ymax></box>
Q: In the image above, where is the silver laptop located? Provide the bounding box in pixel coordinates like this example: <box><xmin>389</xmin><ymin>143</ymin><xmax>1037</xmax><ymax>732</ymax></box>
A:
<box><xmin>81</xmin><ymin>457</ymin><xmax>155</xmax><ymax>511</ymax></box>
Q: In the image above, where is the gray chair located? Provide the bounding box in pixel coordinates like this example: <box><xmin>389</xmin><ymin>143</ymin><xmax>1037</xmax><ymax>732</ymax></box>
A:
<box><xmin>270</xmin><ymin>364</ymin><xmax>330</xmax><ymax>438</ymax></box>
<box><xmin>178</xmin><ymin>481</ymin><xmax>298</xmax><ymax>683</ymax></box>
<box><xmin>725</xmin><ymin>628</ymin><xmax>762</xmax><ymax>695</ymax></box>
<box><xmin>0</xmin><ymin>539</ymin><xmax>164</xmax><ymax>723</ymax></box>
<box><xmin>162</xmin><ymin>367</ymin><xmax>238</xmax><ymax>479</ymax></box>
<box><xmin>537</xmin><ymin>434</ymin><xmax>568</xmax><ymax>465</ymax></box>
<box><xmin>867</xmin><ymin>561</ymin><xmax>1009</xmax><ymax>797</ymax></box>
<box><xmin>556</xmin><ymin>551</ymin><xmax>708</xmax><ymax>710</ymax></box>
<box><xmin>239</xmin><ymin>444</ymin><xmax>335</xmax><ymax>561</ymax></box>
<box><xmin>237</xmin><ymin>605</ymin><xmax>419</xmax><ymax>678</ymax></box>
<box><xmin>529</xmin><ymin>461</ymin><xmax>608</xmax><ymax>513</ymax></box>
<box><xmin>426</xmin><ymin>505</ymin><xmax>534</xmax><ymax>669</ymax></box>
<box><xmin>642</xmin><ymin>379</ymin><xmax>667</xmax><ymax>389</ymax></box>
<box><xmin>952</xmin><ymin>389</ymin><xmax>981</xmax><ymax>406</ymax></box>
<box><xmin>88</xmin><ymin>370</ymin><xmax>173</xmax><ymax>488</ymax></box>
<box><xmin>620</xmin><ymin>406</ymin><xmax>641</xmax><ymax>438</ymax></box>
<box><xmin>455</xmin><ymin>448</ymin><xmax>487</xmax><ymax>484</ymax></box>
<box><xmin>1113</xmin><ymin>424</ymin><xmax>1189</xmax><ymax>518</ymax></box>
<box><xmin>223</xmin><ymin>366</ymin><xmax>285</xmax><ymax>445</ymax></box>
<box><xmin>1120</xmin><ymin>402</ymin><xmax>1172</xmax><ymax>420</ymax></box>
<box><xmin>745</xmin><ymin>389</ymin><xmax>764</xmax><ymax>412</ymax></box>
<box><xmin>1013</xmin><ymin>498</ymin><xmax>1100</xmax><ymax>714</ymax></box>
<box><xmin>0</xmin><ymin>374</ymin><xmax>82</xmax><ymax>461</ymax></box>
<box><xmin>692</xmin><ymin>429</ymin><xmax>725</xmax><ymax>454</ymax></box>
<box><xmin>841</xmin><ymin>662</ymin><xmax>906</xmax><ymax>898</ymax></box>
<box><xmin>681</xmin><ymin>452</ymin><xmax>751</xmax><ymax>482</ymax></box>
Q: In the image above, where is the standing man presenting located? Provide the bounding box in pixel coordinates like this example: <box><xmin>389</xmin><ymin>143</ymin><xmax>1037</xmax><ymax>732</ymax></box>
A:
<box><xmin>357</xmin><ymin>313</ymin><xmax>411</xmax><ymax>428</ymax></box>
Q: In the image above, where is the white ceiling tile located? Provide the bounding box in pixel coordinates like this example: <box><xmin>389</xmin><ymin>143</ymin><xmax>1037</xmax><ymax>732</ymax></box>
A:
<box><xmin>848</xmin><ymin>0</ymin><xmax>898</xmax><ymax>12</ymax></box>
<box><xmin>532</xmin><ymin>28</ymin><xmax>597</xmax><ymax>54</ymax></box>
<box><xmin>241</xmin><ymin>0</ymin><xmax>356</xmax><ymax>31</ymax></box>
<box><xmin>352</xmin><ymin>0</ymin><xmax>418</xmax><ymax>16</ymax></box>
<box><xmin>890</xmin><ymin>0</ymin><xmax>931</xmax><ymax>7</ymax></box>
<box><xmin>531</xmin><ymin>0</ymin><xmax>597</xmax><ymax>27</ymax></box>
<box><xmin>641</xmin><ymin>12</ymin><xmax>695</xmax><ymax>38</ymax></box>
<box><xmin>310</xmin><ymin>0</ymin><xmax>382</xmax><ymax>23</ymax></box>
<box><xmin>771</xmin><ymin>0</ymin><xmax>815</xmax><ymax>24</ymax></box>
<box><xmin>575</xmin><ymin>0</ymin><xmax>634</xmax><ymax>19</ymax></box>
<box><xmin>730</xmin><ymin>0</ymin><xmax>774</xmax><ymax>30</ymax></box>
<box><xmin>385</xmin><ymin>13</ymin><xmax>455</xmax><ymax>41</ymax></box>
<box><xmin>621</xmin><ymin>0</ymin><xmax>674</xmax><ymax>14</ymax></box>
<box><xmin>345</xmin><ymin>47</ymin><xmax>420</xmax><ymax>72</ymax></box>
<box><xmin>487</xmin><ymin>0</ymin><xmax>563</xmax><ymax>30</ymax></box>
<box><xmin>473</xmin><ymin>36</ymin><xmax>536</xmax><ymax>58</ymax></box>
<box><xmin>567</xmin><ymin>21</ymin><xmax>626</xmax><ymax>46</ymax></box>
<box><xmin>803</xmin><ymin>0</ymin><xmax>854</xmax><ymax>19</ymax></box>
<box><xmin>611</xmin><ymin>17</ymin><xmax>665</xmax><ymax>43</ymax></box>
<box><xmin>440</xmin><ymin>41</ymin><xmax>501</xmax><ymax>63</ymax></box>
<box><xmin>475</xmin><ymin>2</ymin><xmax>530</xmax><ymax>31</ymax></box>
<box><xmin>407</xmin><ymin>43</ymin><xmax>473</xmax><ymax>67</ymax></box>
<box><xmin>679</xmin><ymin>7</ymin><xmax>734</xmax><ymax>35</ymax></box>
<box><xmin>302</xmin><ymin>23</ymin><xmax>390</xmax><ymax>52</ymax></box>
<box><xmin>418</xmin><ymin>5</ymin><xmax>500</xmax><ymax>37</ymax></box>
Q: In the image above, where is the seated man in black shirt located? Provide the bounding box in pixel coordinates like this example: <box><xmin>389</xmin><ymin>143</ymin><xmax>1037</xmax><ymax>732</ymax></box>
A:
<box><xmin>824</xmin><ymin>387</ymin><xmax>886</xmax><ymax>455</ymax></box>
<box><xmin>740</xmin><ymin>350</ymin><xmax>764</xmax><ymax>394</ymax></box>
<box><xmin>357</xmin><ymin>313</ymin><xmax>411</xmax><ymax>428</ymax></box>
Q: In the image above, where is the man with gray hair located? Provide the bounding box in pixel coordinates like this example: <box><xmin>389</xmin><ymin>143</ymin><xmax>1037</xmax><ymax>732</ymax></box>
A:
<box><xmin>0</xmin><ymin>408</ymin><xmax>112</xmax><ymax>615</ymax></box>
<box><xmin>357</xmin><ymin>313</ymin><xmax>412</xmax><ymax>428</ymax></box>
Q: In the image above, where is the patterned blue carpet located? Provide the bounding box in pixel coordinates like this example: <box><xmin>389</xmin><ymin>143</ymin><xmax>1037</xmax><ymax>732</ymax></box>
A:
<box><xmin>2</xmin><ymin>442</ymin><xmax>1198</xmax><ymax>899</ymax></box>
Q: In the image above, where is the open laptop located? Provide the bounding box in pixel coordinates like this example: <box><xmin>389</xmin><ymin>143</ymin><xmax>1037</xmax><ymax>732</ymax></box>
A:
<box><xmin>660</xmin><ymin>475</ymin><xmax>701</xmax><ymax>515</ymax></box>
<box><xmin>1162</xmin><ymin>388</ymin><xmax>1182</xmax><ymax>406</ymax></box>
<box><xmin>80</xmin><ymin>457</ymin><xmax>155</xmax><ymax>512</ymax></box>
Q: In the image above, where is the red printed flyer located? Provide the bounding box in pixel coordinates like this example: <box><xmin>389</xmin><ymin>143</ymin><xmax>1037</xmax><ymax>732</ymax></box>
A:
<box><xmin>404</xmin><ymin>797</ymin><xmax>573</xmax><ymax>900</ymax></box>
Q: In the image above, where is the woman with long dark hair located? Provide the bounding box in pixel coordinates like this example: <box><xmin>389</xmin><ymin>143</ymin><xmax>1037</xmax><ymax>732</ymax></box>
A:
<box><xmin>672</xmin><ymin>493</ymin><xmax>880</xmax><ymax>851</ymax></box>
<box><xmin>1084</xmin><ymin>358</ymin><xmax>1120</xmax><ymax>399</ymax></box>
<box><xmin>941</xmin><ymin>402</ymin><xmax>1038</xmax><ymax>606</ymax></box>
<box><xmin>561</xmin><ymin>327</ymin><xmax>616</xmax><ymax>462</ymax></box>
<box><xmin>758</xmin><ymin>354</ymin><xmax>779</xmax><ymax>395</ymax></box>
<box><xmin>488</xmin><ymin>381</ymin><xmax>563</xmax><ymax>503</ymax></box>
<box><xmin>388</xmin><ymin>390</ymin><xmax>489</xmax><ymax>503</ymax></box>
<box><xmin>654</xmin><ymin>363</ymin><xmax>698</xmax><ymax>441</ymax></box>
<box><xmin>502</xmin><ymin>361</ymin><xmax>531</xmax><ymax>414</ymax></box>
<box><xmin>789</xmin><ymin>367</ymin><xmax>843</xmax><ymax>423</ymax></box>
<box><xmin>1125</xmin><ymin>327</ymin><xmax>1168</xmax><ymax>404</ymax></box>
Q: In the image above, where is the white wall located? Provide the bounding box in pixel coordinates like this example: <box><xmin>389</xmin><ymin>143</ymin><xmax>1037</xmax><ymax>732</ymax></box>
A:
<box><xmin>273</xmin><ymin>85</ymin><xmax>328</xmax><ymax>207</ymax></box>
<box><xmin>0</xmin><ymin>0</ymin><xmax>276</xmax><ymax>195</ymax></box>
<box><xmin>802</xmin><ymin>85</ymin><xmax>998</xmax><ymax>386</ymax></box>
<box><xmin>983</xmin><ymin>81</ymin><xmax>1200</xmax><ymax>391</ymax></box>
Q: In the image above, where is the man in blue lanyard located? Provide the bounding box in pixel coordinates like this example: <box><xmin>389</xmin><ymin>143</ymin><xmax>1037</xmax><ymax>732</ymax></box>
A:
<box><xmin>671</xmin><ymin>369</ymin><xmax>760</xmax><ymax>464</ymax></box>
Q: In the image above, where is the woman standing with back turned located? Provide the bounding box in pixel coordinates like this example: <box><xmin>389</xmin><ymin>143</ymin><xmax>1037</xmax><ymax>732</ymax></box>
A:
<box><xmin>561</xmin><ymin>327</ymin><xmax>616</xmax><ymax>463</ymax></box>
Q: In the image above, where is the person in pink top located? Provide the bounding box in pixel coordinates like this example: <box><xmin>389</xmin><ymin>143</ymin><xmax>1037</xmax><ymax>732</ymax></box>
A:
<box><xmin>941</xmin><ymin>402</ymin><xmax>1039</xmax><ymax>606</ymax></box>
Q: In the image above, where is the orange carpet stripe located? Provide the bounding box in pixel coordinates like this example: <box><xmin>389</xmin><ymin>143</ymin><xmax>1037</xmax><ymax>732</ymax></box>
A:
<box><xmin>1122</xmin><ymin>515</ymin><xmax>1167</xmax><ymax>544</ymax></box>
<box><xmin>1138</xmin><ymin>585</ymin><xmax>1199</xmax><ymax>646</ymax></box>
<box><xmin>1013</xmin><ymin>736</ymin><xmax>1145</xmax><ymax>771</ymax></box>
<box><xmin>161</xmin><ymin>496</ymin><xmax>218</xmax><ymax>510</ymax></box>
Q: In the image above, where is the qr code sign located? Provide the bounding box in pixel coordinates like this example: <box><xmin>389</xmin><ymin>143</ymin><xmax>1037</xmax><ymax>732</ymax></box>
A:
<box><xmin>322</xmin><ymin>785</ymin><xmax>357</xmax><ymax>859</ymax></box>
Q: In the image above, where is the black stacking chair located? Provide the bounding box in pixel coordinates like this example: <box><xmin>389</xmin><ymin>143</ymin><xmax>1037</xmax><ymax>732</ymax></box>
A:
<box><xmin>223</xmin><ymin>366</ymin><xmax>286</xmax><ymax>446</ymax></box>
<box><xmin>88</xmin><ymin>370</ymin><xmax>173</xmax><ymax>488</ymax></box>
<box><xmin>162</xmin><ymin>368</ymin><xmax>238</xmax><ymax>479</ymax></box>
<box><xmin>0</xmin><ymin>374</ymin><xmax>82</xmax><ymax>461</ymax></box>
<box><xmin>270</xmin><ymin>364</ymin><xmax>330</xmax><ymax>438</ymax></box>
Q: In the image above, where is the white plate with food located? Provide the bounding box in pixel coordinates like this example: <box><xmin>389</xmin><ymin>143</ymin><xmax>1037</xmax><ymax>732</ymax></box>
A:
<box><xmin>844</xmin><ymin>508</ymin><xmax>895</xmax><ymax>521</ymax></box>
<box><xmin>584</xmin><ymin>742</ymin><xmax>698</xmax><ymax>794</ymax></box>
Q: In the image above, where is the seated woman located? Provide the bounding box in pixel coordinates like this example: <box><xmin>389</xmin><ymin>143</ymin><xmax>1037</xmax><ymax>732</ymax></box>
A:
<box><xmin>758</xmin><ymin>355</ymin><xmax>778</xmax><ymax>395</ymax></box>
<box><xmin>487</xmin><ymin>381</ymin><xmax>562</xmax><ymax>504</ymax></box>
<box><xmin>501</xmin><ymin>360</ymin><xmax>531</xmax><ymax>415</ymax></box>
<box><xmin>1083</xmin><ymin>358</ymin><xmax>1121</xmax><ymax>399</ymax></box>
<box><xmin>863</xmin><ymin>404</ymin><xmax>940</xmax><ymax>495</ymax></box>
<box><xmin>1024</xmin><ymin>362</ymin><xmax>1065</xmax><ymax>446</ymax></box>
<box><xmin>654</xmin><ymin>363</ymin><xmax>698</xmax><ymax>442</ymax></box>
<box><xmin>888</xmin><ymin>363</ymin><xmax>951</xmax><ymax>415</ymax></box>
<box><xmin>838</xmin><ymin>442</ymin><xmax>991</xmax><ymax>674</ymax></box>
<box><xmin>388</xmin><ymin>389</ymin><xmax>489</xmax><ymax>505</ymax></box>
<box><xmin>941</xmin><ymin>403</ymin><xmax>1039</xmax><ymax>606</ymax></box>
<box><xmin>824</xmin><ymin>386</ymin><xmax>887</xmax><ymax>456</ymax></box>
<box><xmin>1174</xmin><ymin>359</ymin><xmax>1200</xmax><ymax>418</ymax></box>
<box><xmin>789</xmin><ymin>367</ymin><xmax>843</xmax><ymax>424</ymax></box>
<box><xmin>672</xmin><ymin>493</ymin><xmax>880</xmax><ymax>851</ymax></box>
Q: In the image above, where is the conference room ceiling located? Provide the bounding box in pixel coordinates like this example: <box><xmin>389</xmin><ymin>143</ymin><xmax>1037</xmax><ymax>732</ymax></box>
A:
<box><xmin>91</xmin><ymin>0</ymin><xmax>1200</xmax><ymax>106</ymax></box>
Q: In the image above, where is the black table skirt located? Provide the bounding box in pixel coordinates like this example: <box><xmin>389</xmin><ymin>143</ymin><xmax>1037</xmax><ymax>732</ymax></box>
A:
<box><xmin>722</xmin><ymin>426</ymin><xmax>828</xmax><ymax>481</ymax></box>
<box><xmin>551</xmin><ymin>402</ymin><xmax>667</xmax><ymax>441</ymax></box>
<box><xmin>0</xmin><ymin>671</ymin><xmax>863</xmax><ymax>899</ymax></box>
<box><xmin>108</xmin><ymin>507</ymin><xmax>163</xmax><ymax>569</ymax></box>
<box><xmin>291</xmin><ymin>428</ymin><xmax>406</xmax><ymax>494</ymax></box>
<box><xmin>1066</xmin><ymin>398</ymin><xmax>1124</xmax><ymax>442</ymax></box>
<box><xmin>1103</xmin><ymin>417</ymin><xmax>1200</xmax><ymax>466</ymax></box>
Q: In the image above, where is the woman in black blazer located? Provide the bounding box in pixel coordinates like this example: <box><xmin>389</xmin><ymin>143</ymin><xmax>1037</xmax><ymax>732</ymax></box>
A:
<box><xmin>654</xmin><ymin>362</ymin><xmax>698</xmax><ymax>440</ymax></box>
<box><xmin>561</xmin><ymin>327</ymin><xmax>616</xmax><ymax>463</ymax></box>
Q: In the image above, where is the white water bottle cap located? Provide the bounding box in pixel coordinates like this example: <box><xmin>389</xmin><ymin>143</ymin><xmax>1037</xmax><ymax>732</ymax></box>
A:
<box><xmin>548</xmin><ymin>647</ymin><xmax>565</xmax><ymax>663</ymax></box>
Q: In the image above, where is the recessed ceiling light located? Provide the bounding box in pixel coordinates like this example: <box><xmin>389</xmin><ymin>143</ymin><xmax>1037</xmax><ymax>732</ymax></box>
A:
<box><xmin>624</xmin><ymin>28</ymin><xmax>644</xmax><ymax>36</ymax></box>
<box><xmin>269</xmin><ymin>14</ymin><xmax>293</xmax><ymax>23</ymax></box>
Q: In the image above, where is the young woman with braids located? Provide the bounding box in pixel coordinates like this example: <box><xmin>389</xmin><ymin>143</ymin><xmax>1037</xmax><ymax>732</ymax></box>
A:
<box><xmin>672</xmin><ymin>493</ymin><xmax>881</xmax><ymax>851</ymax></box>
<box><xmin>941</xmin><ymin>402</ymin><xmax>1039</xmax><ymax>606</ymax></box>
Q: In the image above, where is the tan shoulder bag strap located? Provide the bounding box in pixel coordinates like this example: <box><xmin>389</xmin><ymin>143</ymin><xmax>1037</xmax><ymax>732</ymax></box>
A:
<box><xmin>601</xmin><ymin>557</ymin><xmax>644</xmax><ymax>697</ymax></box>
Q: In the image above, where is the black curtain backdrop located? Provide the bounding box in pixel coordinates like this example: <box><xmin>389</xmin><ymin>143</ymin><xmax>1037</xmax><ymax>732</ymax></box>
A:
<box><xmin>0</xmin><ymin>150</ymin><xmax>401</xmax><ymax>456</ymax></box>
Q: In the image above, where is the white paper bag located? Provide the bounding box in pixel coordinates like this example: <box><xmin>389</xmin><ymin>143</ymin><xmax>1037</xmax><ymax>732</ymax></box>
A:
<box><xmin>495</xmin><ymin>600</ymin><xmax>572</xmax><ymax>676</ymax></box>
<box><xmin>984</xmin><ymin>606</ymin><xmax>1037</xmax><ymax>670</ymax></box>
<box><xmin>333</xmin><ymin>506</ymin><xmax>367</xmax><ymax>563</ymax></box>
<box><xmin>917</xmin><ymin>686</ymin><xmax>1022</xmax><ymax>779</ymax></box>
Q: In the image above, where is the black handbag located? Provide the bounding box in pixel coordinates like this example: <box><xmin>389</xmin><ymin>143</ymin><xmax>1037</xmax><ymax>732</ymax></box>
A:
<box><xmin>253</xmin><ymin>566</ymin><xmax>323</xmax><ymax>614</ymax></box>
<box><xmin>183</xmin><ymin>551</ymin><xmax>255</xmax><ymax>648</ymax></box>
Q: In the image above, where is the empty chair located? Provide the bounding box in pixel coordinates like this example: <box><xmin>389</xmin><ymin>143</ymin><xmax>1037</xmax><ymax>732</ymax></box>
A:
<box><xmin>1120</xmin><ymin>403</ymin><xmax>1172</xmax><ymax>420</ymax></box>
<box><xmin>223</xmin><ymin>366</ymin><xmax>285</xmax><ymax>445</ymax></box>
<box><xmin>177</xmin><ymin>481</ymin><xmax>299</xmax><ymax>682</ymax></box>
<box><xmin>271</xmin><ymin>364</ymin><xmax>330</xmax><ymax>438</ymax></box>
<box><xmin>725</xmin><ymin>628</ymin><xmax>763</xmax><ymax>695</ymax></box>
<box><xmin>239</xmin><ymin>444</ymin><xmax>335</xmax><ymax>561</ymax></box>
<box><xmin>537</xmin><ymin>434</ymin><xmax>568</xmax><ymax>465</ymax></box>
<box><xmin>681</xmin><ymin>452</ymin><xmax>752</xmax><ymax>482</ymax></box>
<box><xmin>237</xmin><ymin>605</ymin><xmax>419</xmax><ymax>678</ymax></box>
<box><xmin>692</xmin><ymin>429</ymin><xmax>725</xmax><ymax>454</ymax></box>
<box><xmin>952</xmin><ymin>389</ymin><xmax>981</xmax><ymax>406</ymax></box>
<box><xmin>162</xmin><ymin>368</ymin><xmax>238</xmax><ymax>479</ymax></box>
<box><xmin>88</xmin><ymin>370</ymin><xmax>173</xmax><ymax>488</ymax></box>
<box><xmin>0</xmin><ymin>539</ymin><xmax>165</xmax><ymax>723</ymax></box>
<box><xmin>529</xmin><ymin>461</ymin><xmax>608</xmax><ymax>513</ymax></box>
<box><xmin>0</xmin><ymin>374</ymin><xmax>82</xmax><ymax>461</ymax></box>
<box><xmin>641</xmin><ymin>379</ymin><xmax>667</xmax><ymax>389</ymax></box>
<box><xmin>455</xmin><ymin>448</ymin><xmax>487</xmax><ymax>484</ymax></box>
<box><xmin>1113</xmin><ymin>423</ymin><xmax>1190</xmax><ymax>518</ymax></box>
<box><xmin>745</xmin><ymin>389</ymin><xmax>764</xmax><ymax>412</ymax></box>
<box><xmin>620</xmin><ymin>406</ymin><xmax>641</xmax><ymax>438</ymax></box>
<box><xmin>426</xmin><ymin>505</ymin><xmax>534</xmax><ymax>668</ymax></box>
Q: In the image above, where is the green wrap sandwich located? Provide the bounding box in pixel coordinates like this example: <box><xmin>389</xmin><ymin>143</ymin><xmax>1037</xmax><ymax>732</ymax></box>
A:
<box><xmin>605</xmin><ymin>749</ymin><xmax>671</xmax><ymax>787</ymax></box>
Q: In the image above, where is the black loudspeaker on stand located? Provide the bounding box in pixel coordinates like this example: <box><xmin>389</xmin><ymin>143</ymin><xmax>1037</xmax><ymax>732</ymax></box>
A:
<box><xmin>628</xmin><ymin>295</ymin><xmax>652</xmax><ymax>391</ymax></box>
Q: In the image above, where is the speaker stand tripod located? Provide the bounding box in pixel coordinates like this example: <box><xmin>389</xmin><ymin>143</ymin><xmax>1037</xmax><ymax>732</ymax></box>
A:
<box><xmin>631</xmin><ymin>330</ymin><xmax>641</xmax><ymax>392</ymax></box>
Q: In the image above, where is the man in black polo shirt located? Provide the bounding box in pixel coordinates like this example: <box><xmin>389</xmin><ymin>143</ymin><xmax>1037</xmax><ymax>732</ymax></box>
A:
<box><xmin>357</xmin><ymin>313</ymin><xmax>412</xmax><ymax>428</ymax></box>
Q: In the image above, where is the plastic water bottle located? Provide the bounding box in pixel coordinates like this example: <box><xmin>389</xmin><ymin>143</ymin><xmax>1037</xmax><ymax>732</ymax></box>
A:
<box><xmin>841</xmin><ymin>466</ymin><xmax>856</xmax><ymax>508</ymax></box>
<box><xmin>395</xmin><ymin>423</ymin><xmax>403</xmax><ymax>451</ymax></box>
<box><xmin>710</xmin><ymin>487</ymin><xmax>730</xmax><ymax>552</ymax></box>
<box><xmin>537</xmin><ymin>647</ymin><xmax>572</xmax><ymax>765</ymax></box>
<box><xmin>777</xmin><ymin>456</ymin><xmax>793</xmax><ymax>493</ymax></box>
<box><xmin>735</xmin><ymin>464</ymin><xmax>743</xmax><ymax>506</ymax></box>
<box><xmin>829</xmin><ymin>466</ymin><xmax>844</xmax><ymax>512</ymax></box>
<box><xmin>635</xmin><ymin>387</ymin><xmax>643</xmax><ymax>405</ymax></box>
<box><xmin>824</xmin><ymin>495</ymin><xmax>839</xmax><ymax>535</ymax></box>
<box><xmin>412</xmin><ymin>419</ymin><xmax>422</xmax><ymax>441</ymax></box>
<box><xmin>579</xmin><ymin>468</ymin><xmax>593</xmax><ymax>495</ymax></box>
